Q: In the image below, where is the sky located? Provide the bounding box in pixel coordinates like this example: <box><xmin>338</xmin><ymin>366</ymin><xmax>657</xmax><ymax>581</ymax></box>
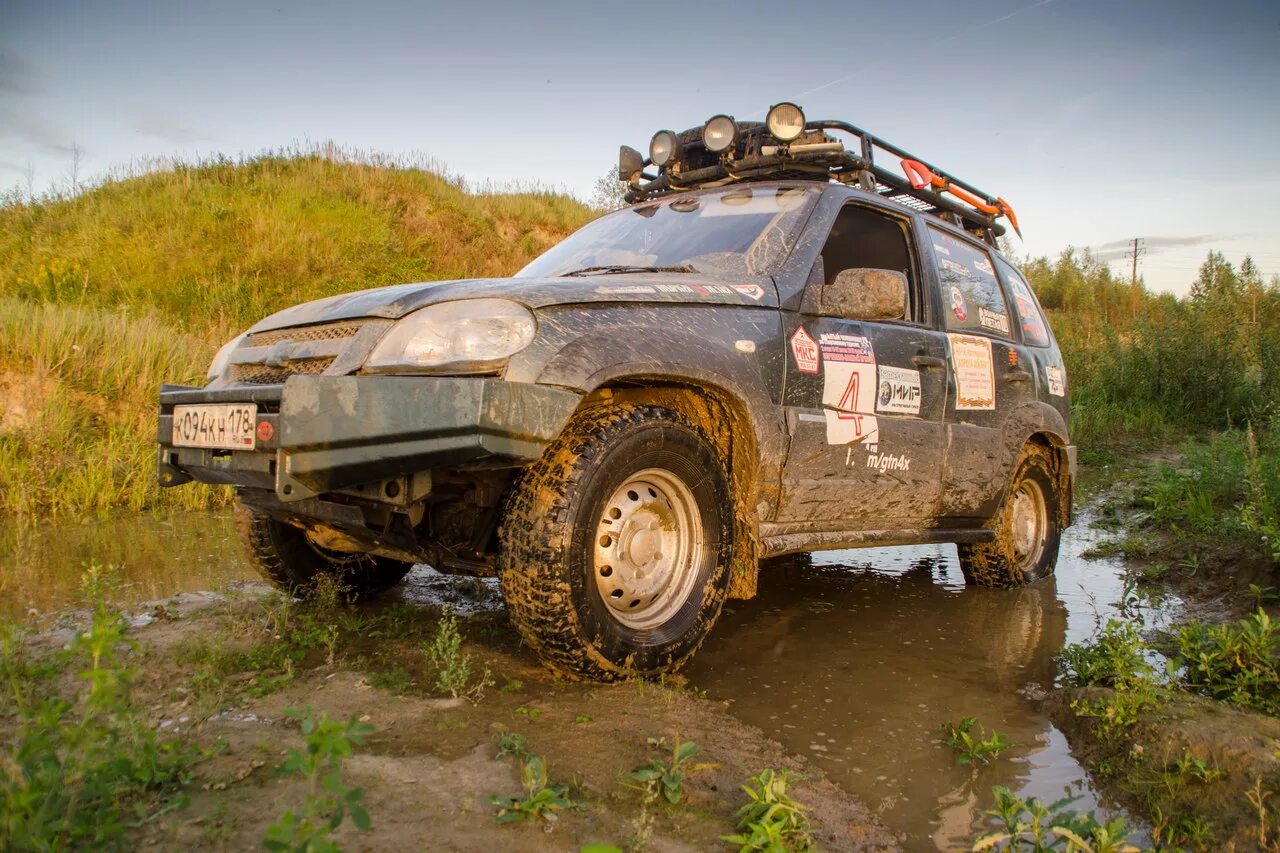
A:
<box><xmin>2</xmin><ymin>0</ymin><xmax>1278</xmax><ymax>296</ymax></box>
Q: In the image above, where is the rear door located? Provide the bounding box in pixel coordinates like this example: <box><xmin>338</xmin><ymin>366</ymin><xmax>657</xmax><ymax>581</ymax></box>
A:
<box><xmin>924</xmin><ymin>225</ymin><xmax>1031</xmax><ymax>520</ymax></box>
<box><xmin>775</xmin><ymin>201</ymin><xmax>948</xmax><ymax>528</ymax></box>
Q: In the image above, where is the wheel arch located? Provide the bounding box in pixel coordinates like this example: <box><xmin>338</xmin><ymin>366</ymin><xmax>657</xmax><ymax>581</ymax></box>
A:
<box><xmin>574</xmin><ymin>370</ymin><xmax>768</xmax><ymax>600</ymax></box>
<box><xmin>1024</xmin><ymin>429</ymin><xmax>1074</xmax><ymax>529</ymax></box>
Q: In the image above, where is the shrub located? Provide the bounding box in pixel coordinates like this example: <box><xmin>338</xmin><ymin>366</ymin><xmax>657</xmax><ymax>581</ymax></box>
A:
<box><xmin>1175</xmin><ymin>609</ymin><xmax>1280</xmax><ymax>714</ymax></box>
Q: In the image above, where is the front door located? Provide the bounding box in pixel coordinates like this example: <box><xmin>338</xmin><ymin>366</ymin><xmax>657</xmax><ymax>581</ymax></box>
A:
<box><xmin>775</xmin><ymin>202</ymin><xmax>948</xmax><ymax>529</ymax></box>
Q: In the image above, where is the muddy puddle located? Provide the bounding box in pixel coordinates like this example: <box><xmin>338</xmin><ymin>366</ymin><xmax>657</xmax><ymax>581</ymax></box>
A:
<box><xmin>1</xmin><ymin>503</ymin><xmax>1167</xmax><ymax>848</ymax></box>
<box><xmin>0</xmin><ymin>511</ymin><xmax>253</xmax><ymax>620</ymax></box>
<box><xmin>686</xmin><ymin>513</ymin><xmax>1173</xmax><ymax>849</ymax></box>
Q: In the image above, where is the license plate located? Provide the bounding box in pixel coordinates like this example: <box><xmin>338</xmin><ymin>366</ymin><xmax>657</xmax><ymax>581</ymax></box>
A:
<box><xmin>171</xmin><ymin>404</ymin><xmax>257</xmax><ymax>450</ymax></box>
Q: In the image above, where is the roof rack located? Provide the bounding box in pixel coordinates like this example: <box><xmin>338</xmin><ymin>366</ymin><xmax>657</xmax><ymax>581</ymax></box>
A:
<box><xmin>619</xmin><ymin>104</ymin><xmax>1020</xmax><ymax>248</ymax></box>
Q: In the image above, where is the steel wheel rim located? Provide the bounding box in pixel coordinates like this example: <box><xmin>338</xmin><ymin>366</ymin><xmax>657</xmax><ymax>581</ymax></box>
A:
<box><xmin>1010</xmin><ymin>478</ymin><xmax>1048</xmax><ymax>569</ymax></box>
<box><xmin>593</xmin><ymin>468</ymin><xmax>705</xmax><ymax>630</ymax></box>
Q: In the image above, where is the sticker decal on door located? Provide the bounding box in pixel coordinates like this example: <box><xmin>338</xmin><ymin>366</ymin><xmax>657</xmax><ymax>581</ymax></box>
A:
<box><xmin>790</xmin><ymin>326</ymin><xmax>820</xmax><ymax>374</ymax></box>
<box><xmin>819</xmin><ymin>333</ymin><xmax>879</xmax><ymax>448</ymax></box>
<box><xmin>948</xmin><ymin>333</ymin><xmax>996</xmax><ymax>410</ymax></box>
<box><xmin>876</xmin><ymin>365</ymin><xmax>922</xmax><ymax>415</ymax></box>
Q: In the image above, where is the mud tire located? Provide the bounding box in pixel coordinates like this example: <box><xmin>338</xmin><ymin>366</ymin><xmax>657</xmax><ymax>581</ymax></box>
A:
<box><xmin>234</xmin><ymin>503</ymin><xmax>412</xmax><ymax>601</ymax></box>
<box><xmin>497</xmin><ymin>404</ymin><xmax>734</xmax><ymax>682</ymax></box>
<box><xmin>957</xmin><ymin>444</ymin><xmax>1061</xmax><ymax>587</ymax></box>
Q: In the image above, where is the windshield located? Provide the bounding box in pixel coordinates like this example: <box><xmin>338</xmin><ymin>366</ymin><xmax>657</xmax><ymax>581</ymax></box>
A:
<box><xmin>516</xmin><ymin>185</ymin><xmax>819</xmax><ymax>280</ymax></box>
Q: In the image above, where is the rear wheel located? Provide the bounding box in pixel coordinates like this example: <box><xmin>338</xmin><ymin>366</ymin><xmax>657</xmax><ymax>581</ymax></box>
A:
<box><xmin>497</xmin><ymin>404</ymin><xmax>734</xmax><ymax>681</ymax></box>
<box><xmin>235</xmin><ymin>503</ymin><xmax>413</xmax><ymax>600</ymax></box>
<box><xmin>957</xmin><ymin>444</ymin><xmax>1061</xmax><ymax>587</ymax></box>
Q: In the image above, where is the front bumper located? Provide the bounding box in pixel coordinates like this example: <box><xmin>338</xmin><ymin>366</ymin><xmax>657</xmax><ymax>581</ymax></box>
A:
<box><xmin>157</xmin><ymin>376</ymin><xmax>582</xmax><ymax>502</ymax></box>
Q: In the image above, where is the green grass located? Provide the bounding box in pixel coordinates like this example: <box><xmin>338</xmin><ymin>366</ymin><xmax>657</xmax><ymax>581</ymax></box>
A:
<box><xmin>0</xmin><ymin>149</ymin><xmax>594</xmax><ymax>517</ymax></box>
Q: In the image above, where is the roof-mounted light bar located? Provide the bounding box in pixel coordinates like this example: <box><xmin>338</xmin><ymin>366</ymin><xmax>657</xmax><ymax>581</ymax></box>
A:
<box><xmin>618</xmin><ymin>104</ymin><xmax>1021</xmax><ymax>246</ymax></box>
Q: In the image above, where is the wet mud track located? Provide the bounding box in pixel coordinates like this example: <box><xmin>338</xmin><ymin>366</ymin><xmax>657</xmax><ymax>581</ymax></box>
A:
<box><xmin>2</xmin><ymin>503</ymin><xmax>1151</xmax><ymax>849</ymax></box>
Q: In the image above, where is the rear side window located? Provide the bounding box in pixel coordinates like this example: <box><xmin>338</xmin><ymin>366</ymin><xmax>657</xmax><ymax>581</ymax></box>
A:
<box><xmin>997</xmin><ymin>258</ymin><xmax>1051</xmax><ymax>347</ymax></box>
<box><xmin>928</xmin><ymin>226</ymin><xmax>1011</xmax><ymax>338</ymax></box>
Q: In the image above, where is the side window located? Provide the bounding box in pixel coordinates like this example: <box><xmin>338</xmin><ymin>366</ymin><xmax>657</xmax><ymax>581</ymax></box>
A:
<box><xmin>818</xmin><ymin>204</ymin><xmax>919</xmax><ymax>323</ymax></box>
<box><xmin>996</xmin><ymin>258</ymin><xmax>1051</xmax><ymax>347</ymax></box>
<box><xmin>928</xmin><ymin>226</ymin><xmax>1012</xmax><ymax>338</ymax></box>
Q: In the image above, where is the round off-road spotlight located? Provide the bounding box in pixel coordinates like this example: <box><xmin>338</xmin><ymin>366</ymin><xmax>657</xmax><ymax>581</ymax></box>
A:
<box><xmin>649</xmin><ymin>130</ymin><xmax>678</xmax><ymax>167</ymax></box>
<box><xmin>766</xmin><ymin>102</ymin><xmax>806</xmax><ymax>141</ymax></box>
<box><xmin>702</xmin><ymin>115</ymin><xmax>737</xmax><ymax>153</ymax></box>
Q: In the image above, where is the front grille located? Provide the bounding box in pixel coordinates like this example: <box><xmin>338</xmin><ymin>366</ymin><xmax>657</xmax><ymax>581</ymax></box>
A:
<box><xmin>230</xmin><ymin>358</ymin><xmax>336</xmax><ymax>385</ymax></box>
<box><xmin>217</xmin><ymin>318</ymin><xmax>390</xmax><ymax>388</ymax></box>
<box><xmin>247</xmin><ymin>322</ymin><xmax>364</xmax><ymax>347</ymax></box>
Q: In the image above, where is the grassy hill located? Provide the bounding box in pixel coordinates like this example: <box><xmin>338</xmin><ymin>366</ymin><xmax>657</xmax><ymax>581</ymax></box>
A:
<box><xmin>0</xmin><ymin>153</ymin><xmax>595</xmax><ymax>516</ymax></box>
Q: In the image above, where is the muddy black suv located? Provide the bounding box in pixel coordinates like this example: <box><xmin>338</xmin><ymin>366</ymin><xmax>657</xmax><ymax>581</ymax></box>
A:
<box><xmin>158</xmin><ymin>104</ymin><xmax>1074</xmax><ymax>681</ymax></box>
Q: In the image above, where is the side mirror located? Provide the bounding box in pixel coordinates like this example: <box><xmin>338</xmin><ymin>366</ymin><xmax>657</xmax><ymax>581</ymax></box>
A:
<box><xmin>618</xmin><ymin>146</ymin><xmax>645</xmax><ymax>183</ymax></box>
<box><xmin>819</xmin><ymin>268</ymin><xmax>906</xmax><ymax>321</ymax></box>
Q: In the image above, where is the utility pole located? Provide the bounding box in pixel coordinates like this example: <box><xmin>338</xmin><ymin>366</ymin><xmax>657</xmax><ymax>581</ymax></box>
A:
<box><xmin>1127</xmin><ymin>238</ymin><xmax>1145</xmax><ymax>321</ymax></box>
<box><xmin>1128</xmin><ymin>237</ymin><xmax>1145</xmax><ymax>285</ymax></box>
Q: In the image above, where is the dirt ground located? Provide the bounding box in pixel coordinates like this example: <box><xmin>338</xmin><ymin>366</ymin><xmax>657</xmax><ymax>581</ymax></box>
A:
<box><xmin>87</xmin><ymin>587</ymin><xmax>900</xmax><ymax>851</ymax></box>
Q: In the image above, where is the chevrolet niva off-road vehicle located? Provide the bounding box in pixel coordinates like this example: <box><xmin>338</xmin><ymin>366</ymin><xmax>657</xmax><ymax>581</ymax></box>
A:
<box><xmin>158</xmin><ymin>104</ymin><xmax>1075</xmax><ymax>681</ymax></box>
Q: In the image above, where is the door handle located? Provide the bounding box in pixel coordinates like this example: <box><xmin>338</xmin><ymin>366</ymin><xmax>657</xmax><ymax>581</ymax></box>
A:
<box><xmin>1004</xmin><ymin>369</ymin><xmax>1033</xmax><ymax>383</ymax></box>
<box><xmin>912</xmin><ymin>354</ymin><xmax>946</xmax><ymax>369</ymax></box>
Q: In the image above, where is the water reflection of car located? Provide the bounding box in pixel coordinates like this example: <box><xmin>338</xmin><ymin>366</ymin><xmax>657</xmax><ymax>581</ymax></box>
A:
<box><xmin>156</xmin><ymin>104</ymin><xmax>1075</xmax><ymax>682</ymax></box>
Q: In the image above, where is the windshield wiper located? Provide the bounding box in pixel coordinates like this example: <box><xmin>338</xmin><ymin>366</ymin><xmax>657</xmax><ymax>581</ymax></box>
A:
<box><xmin>560</xmin><ymin>264</ymin><xmax>696</xmax><ymax>277</ymax></box>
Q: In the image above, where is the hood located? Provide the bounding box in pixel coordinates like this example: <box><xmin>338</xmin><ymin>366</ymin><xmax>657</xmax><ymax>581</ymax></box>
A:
<box><xmin>246</xmin><ymin>274</ymin><xmax>777</xmax><ymax>333</ymax></box>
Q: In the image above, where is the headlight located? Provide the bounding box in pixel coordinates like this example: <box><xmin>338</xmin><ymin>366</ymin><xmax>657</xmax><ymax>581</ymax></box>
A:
<box><xmin>207</xmin><ymin>334</ymin><xmax>245</xmax><ymax>382</ymax></box>
<box><xmin>766</xmin><ymin>102</ymin><xmax>806</xmax><ymax>141</ymax></box>
<box><xmin>702</xmin><ymin>115</ymin><xmax>738</xmax><ymax>153</ymax></box>
<box><xmin>363</xmin><ymin>299</ymin><xmax>536</xmax><ymax>374</ymax></box>
<box><xmin>649</xmin><ymin>130</ymin><xmax>678</xmax><ymax>167</ymax></box>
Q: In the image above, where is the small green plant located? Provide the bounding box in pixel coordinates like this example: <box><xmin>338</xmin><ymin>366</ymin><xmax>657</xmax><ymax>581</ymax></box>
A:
<box><xmin>495</xmin><ymin>731</ymin><xmax>528</xmax><ymax>759</ymax></box>
<box><xmin>366</xmin><ymin>668</ymin><xmax>413</xmax><ymax>694</ymax></box>
<box><xmin>722</xmin><ymin>768</ymin><xmax>813</xmax><ymax>852</ymax></box>
<box><xmin>974</xmin><ymin>786</ymin><xmax>1140</xmax><ymax>852</ymax></box>
<box><xmin>263</xmin><ymin>707</ymin><xmax>375</xmax><ymax>852</ymax></box>
<box><xmin>1057</xmin><ymin>620</ymin><xmax>1154</xmax><ymax>690</ymax></box>
<box><xmin>574</xmin><ymin>714</ymin><xmax>594</xmax><ymax>724</ymax></box>
<box><xmin>424</xmin><ymin>610</ymin><xmax>493</xmax><ymax>702</ymax></box>
<box><xmin>1174</xmin><ymin>608</ymin><xmax>1280</xmax><ymax>714</ymax></box>
<box><xmin>515</xmin><ymin>704</ymin><xmax>542</xmax><ymax>720</ymax></box>
<box><xmin>629</xmin><ymin>738</ymin><xmax>700</xmax><ymax>805</ymax></box>
<box><xmin>0</xmin><ymin>601</ymin><xmax>208</xmax><ymax>848</ymax></box>
<box><xmin>1247</xmin><ymin>584</ymin><xmax>1280</xmax><ymax>609</ymax></box>
<box><xmin>489</xmin><ymin>753</ymin><xmax>573</xmax><ymax>824</ymax></box>
<box><xmin>942</xmin><ymin>717</ymin><xmax>1012</xmax><ymax>766</ymax></box>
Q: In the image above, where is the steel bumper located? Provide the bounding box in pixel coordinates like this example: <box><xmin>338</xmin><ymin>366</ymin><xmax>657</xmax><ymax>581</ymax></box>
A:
<box><xmin>157</xmin><ymin>376</ymin><xmax>582</xmax><ymax>502</ymax></box>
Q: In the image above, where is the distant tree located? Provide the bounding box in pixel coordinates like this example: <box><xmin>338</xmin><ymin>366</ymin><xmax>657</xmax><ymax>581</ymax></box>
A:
<box><xmin>589</xmin><ymin>166</ymin><xmax>628</xmax><ymax>212</ymax></box>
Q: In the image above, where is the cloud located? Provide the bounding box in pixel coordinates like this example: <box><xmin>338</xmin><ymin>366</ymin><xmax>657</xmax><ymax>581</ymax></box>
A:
<box><xmin>1091</xmin><ymin>234</ymin><xmax>1227</xmax><ymax>263</ymax></box>
<box><xmin>0</xmin><ymin>104</ymin><xmax>78</xmax><ymax>156</ymax></box>
<box><xmin>131</xmin><ymin>113</ymin><xmax>213</xmax><ymax>145</ymax></box>
<box><xmin>0</xmin><ymin>49</ymin><xmax>40</xmax><ymax>96</ymax></box>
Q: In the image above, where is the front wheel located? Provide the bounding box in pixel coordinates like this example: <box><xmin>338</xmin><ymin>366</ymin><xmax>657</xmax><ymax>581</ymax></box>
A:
<box><xmin>957</xmin><ymin>444</ymin><xmax>1062</xmax><ymax>587</ymax></box>
<box><xmin>235</xmin><ymin>504</ymin><xmax>413</xmax><ymax>601</ymax></box>
<box><xmin>497</xmin><ymin>404</ymin><xmax>734</xmax><ymax>681</ymax></box>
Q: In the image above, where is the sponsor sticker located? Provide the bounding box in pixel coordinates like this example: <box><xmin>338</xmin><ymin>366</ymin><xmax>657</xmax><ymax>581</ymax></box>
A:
<box><xmin>973</xmin><ymin>257</ymin><xmax>994</xmax><ymax>276</ymax></box>
<box><xmin>932</xmin><ymin>242</ymin><xmax>951</xmax><ymax>256</ymax></box>
<box><xmin>950</xmin><ymin>286</ymin><xmax>967</xmax><ymax>322</ymax></box>
<box><xmin>594</xmin><ymin>285</ymin><xmax>655</xmax><ymax>295</ymax></box>
<box><xmin>876</xmin><ymin>365</ymin><xmax>922</xmax><ymax>415</ymax></box>
<box><xmin>949</xmin><ymin>333</ymin><xmax>996</xmax><ymax>410</ymax></box>
<box><xmin>731</xmin><ymin>284</ymin><xmax>766</xmax><ymax>300</ymax></box>
<box><xmin>978</xmin><ymin>306</ymin><xmax>1010</xmax><ymax>335</ymax></box>
<box><xmin>1046</xmin><ymin>365</ymin><xmax>1066</xmax><ymax>397</ymax></box>
<box><xmin>819</xmin><ymin>333</ymin><xmax>878</xmax><ymax>448</ymax></box>
<box><xmin>790</xmin><ymin>326</ymin><xmax>820</xmax><ymax>374</ymax></box>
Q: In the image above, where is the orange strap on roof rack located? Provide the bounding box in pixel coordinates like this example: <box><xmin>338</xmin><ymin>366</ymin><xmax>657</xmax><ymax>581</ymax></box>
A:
<box><xmin>900</xmin><ymin>159</ymin><xmax>1021</xmax><ymax>238</ymax></box>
